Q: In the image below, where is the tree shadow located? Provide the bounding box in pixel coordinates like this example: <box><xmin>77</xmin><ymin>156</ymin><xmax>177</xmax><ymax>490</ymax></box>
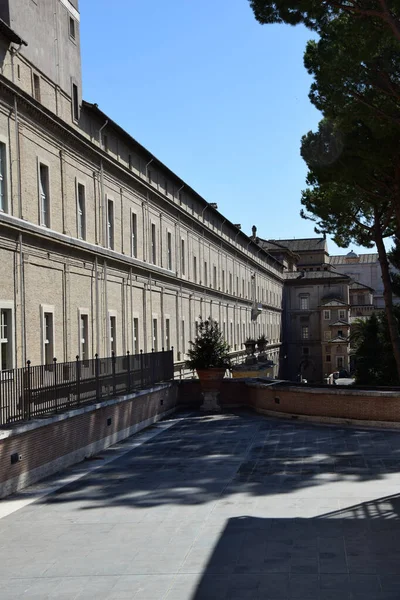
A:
<box><xmin>40</xmin><ymin>410</ymin><xmax>400</xmax><ymax>512</ymax></box>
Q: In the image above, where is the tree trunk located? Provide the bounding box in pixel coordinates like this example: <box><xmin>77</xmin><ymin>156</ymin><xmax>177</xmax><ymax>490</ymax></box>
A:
<box><xmin>374</xmin><ymin>211</ymin><xmax>400</xmax><ymax>382</ymax></box>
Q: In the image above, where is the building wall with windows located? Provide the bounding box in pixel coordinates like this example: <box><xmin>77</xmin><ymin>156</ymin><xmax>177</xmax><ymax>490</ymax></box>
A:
<box><xmin>0</xmin><ymin>10</ymin><xmax>284</xmax><ymax>372</ymax></box>
<box><xmin>282</xmin><ymin>272</ymin><xmax>350</xmax><ymax>382</ymax></box>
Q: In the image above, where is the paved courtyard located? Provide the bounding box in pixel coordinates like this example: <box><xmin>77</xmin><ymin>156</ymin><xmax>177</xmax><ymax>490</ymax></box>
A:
<box><xmin>2</xmin><ymin>411</ymin><xmax>400</xmax><ymax>599</ymax></box>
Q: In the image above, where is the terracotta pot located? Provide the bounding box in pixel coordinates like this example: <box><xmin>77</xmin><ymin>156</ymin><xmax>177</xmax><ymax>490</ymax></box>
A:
<box><xmin>196</xmin><ymin>368</ymin><xmax>226</xmax><ymax>393</ymax></box>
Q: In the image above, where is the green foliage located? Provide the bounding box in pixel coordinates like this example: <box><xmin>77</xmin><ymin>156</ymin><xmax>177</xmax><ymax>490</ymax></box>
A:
<box><xmin>352</xmin><ymin>310</ymin><xmax>400</xmax><ymax>385</ymax></box>
<box><xmin>249</xmin><ymin>1</ymin><xmax>400</xmax><ymax>40</ymax></box>
<box><xmin>352</xmin><ymin>315</ymin><xmax>384</xmax><ymax>384</ymax></box>
<box><xmin>257</xmin><ymin>334</ymin><xmax>268</xmax><ymax>345</ymax></box>
<box><xmin>388</xmin><ymin>236</ymin><xmax>400</xmax><ymax>295</ymax></box>
<box><xmin>185</xmin><ymin>317</ymin><xmax>231</xmax><ymax>370</ymax></box>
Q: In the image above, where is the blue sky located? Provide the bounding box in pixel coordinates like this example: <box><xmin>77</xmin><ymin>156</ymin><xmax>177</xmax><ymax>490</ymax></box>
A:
<box><xmin>80</xmin><ymin>0</ymin><xmax>363</xmax><ymax>255</ymax></box>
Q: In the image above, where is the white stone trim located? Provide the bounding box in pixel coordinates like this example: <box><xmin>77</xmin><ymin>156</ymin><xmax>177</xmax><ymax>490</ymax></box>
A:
<box><xmin>60</xmin><ymin>0</ymin><xmax>80</xmax><ymax>21</ymax></box>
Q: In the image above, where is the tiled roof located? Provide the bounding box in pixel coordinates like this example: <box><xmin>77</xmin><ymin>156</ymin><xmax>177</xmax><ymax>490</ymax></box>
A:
<box><xmin>269</xmin><ymin>238</ymin><xmax>327</xmax><ymax>253</ymax></box>
<box><xmin>285</xmin><ymin>271</ymin><xmax>349</xmax><ymax>281</ymax></box>
<box><xmin>330</xmin><ymin>253</ymin><xmax>378</xmax><ymax>265</ymax></box>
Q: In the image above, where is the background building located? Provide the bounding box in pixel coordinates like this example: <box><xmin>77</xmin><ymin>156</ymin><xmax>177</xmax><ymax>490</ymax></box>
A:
<box><xmin>0</xmin><ymin>1</ymin><xmax>284</xmax><ymax>374</ymax></box>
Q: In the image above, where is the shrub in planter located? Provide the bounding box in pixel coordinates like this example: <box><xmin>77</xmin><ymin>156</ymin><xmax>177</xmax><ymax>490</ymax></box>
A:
<box><xmin>244</xmin><ymin>338</ymin><xmax>257</xmax><ymax>355</ymax></box>
<box><xmin>185</xmin><ymin>317</ymin><xmax>230</xmax><ymax>391</ymax></box>
<box><xmin>257</xmin><ymin>334</ymin><xmax>268</xmax><ymax>353</ymax></box>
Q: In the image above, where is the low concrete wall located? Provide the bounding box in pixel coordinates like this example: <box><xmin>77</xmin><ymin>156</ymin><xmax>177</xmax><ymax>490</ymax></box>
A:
<box><xmin>0</xmin><ymin>383</ymin><xmax>178</xmax><ymax>499</ymax></box>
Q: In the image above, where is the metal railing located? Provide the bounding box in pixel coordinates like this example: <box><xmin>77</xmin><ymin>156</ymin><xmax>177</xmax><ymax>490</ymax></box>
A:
<box><xmin>0</xmin><ymin>350</ymin><xmax>174</xmax><ymax>427</ymax></box>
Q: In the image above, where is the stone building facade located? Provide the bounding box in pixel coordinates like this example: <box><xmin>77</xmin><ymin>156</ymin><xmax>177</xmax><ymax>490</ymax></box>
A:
<box><xmin>0</xmin><ymin>2</ymin><xmax>284</xmax><ymax>373</ymax></box>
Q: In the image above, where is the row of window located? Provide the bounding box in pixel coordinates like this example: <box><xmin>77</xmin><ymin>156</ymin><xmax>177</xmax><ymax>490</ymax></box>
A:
<box><xmin>301</xmin><ymin>326</ymin><xmax>349</xmax><ymax>341</ymax></box>
<box><xmin>0</xmin><ymin>302</ymin><xmax>279</xmax><ymax>371</ymax></box>
<box><xmin>298</xmin><ymin>297</ymin><xmax>348</xmax><ymax>320</ymax></box>
<box><xmin>300</xmin><ymin>345</ymin><xmax>345</xmax><ymax>369</ymax></box>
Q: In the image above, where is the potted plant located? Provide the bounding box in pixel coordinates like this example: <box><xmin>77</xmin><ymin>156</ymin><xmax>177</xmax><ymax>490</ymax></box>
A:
<box><xmin>244</xmin><ymin>338</ymin><xmax>256</xmax><ymax>355</ymax></box>
<box><xmin>186</xmin><ymin>317</ymin><xmax>230</xmax><ymax>411</ymax></box>
<box><xmin>257</xmin><ymin>334</ymin><xmax>268</xmax><ymax>354</ymax></box>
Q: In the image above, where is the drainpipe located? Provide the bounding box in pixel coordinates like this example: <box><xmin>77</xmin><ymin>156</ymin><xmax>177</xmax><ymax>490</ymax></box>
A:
<box><xmin>19</xmin><ymin>233</ymin><xmax>26</xmax><ymax>365</ymax></box>
<box><xmin>98</xmin><ymin>120</ymin><xmax>108</xmax><ymax>246</ymax></box>
<box><xmin>201</xmin><ymin>204</ymin><xmax>208</xmax><ymax>222</ymax></box>
<box><xmin>10</xmin><ymin>45</ymin><xmax>24</xmax><ymax>219</ymax></box>
<box><xmin>145</xmin><ymin>158</ymin><xmax>154</xmax><ymax>180</ymax></box>
<box><xmin>176</xmin><ymin>184</ymin><xmax>184</xmax><ymax>204</ymax></box>
<box><xmin>95</xmin><ymin>256</ymin><xmax>100</xmax><ymax>355</ymax></box>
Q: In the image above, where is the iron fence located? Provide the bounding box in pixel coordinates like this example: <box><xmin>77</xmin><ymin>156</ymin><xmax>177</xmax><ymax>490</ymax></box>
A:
<box><xmin>0</xmin><ymin>350</ymin><xmax>174</xmax><ymax>427</ymax></box>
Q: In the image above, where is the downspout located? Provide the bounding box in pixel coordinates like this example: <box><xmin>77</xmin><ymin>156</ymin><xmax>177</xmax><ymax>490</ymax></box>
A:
<box><xmin>98</xmin><ymin>120</ymin><xmax>108</xmax><ymax>246</ymax></box>
<box><xmin>11</xmin><ymin>44</ymin><xmax>24</xmax><ymax>219</ymax></box>
<box><xmin>95</xmin><ymin>256</ymin><xmax>100</xmax><ymax>355</ymax></box>
<box><xmin>19</xmin><ymin>232</ymin><xmax>26</xmax><ymax>365</ymax></box>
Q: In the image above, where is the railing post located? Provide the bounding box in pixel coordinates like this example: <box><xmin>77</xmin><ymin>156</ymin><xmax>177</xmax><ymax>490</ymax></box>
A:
<box><xmin>95</xmin><ymin>353</ymin><xmax>100</xmax><ymax>400</ymax></box>
<box><xmin>25</xmin><ymin>360</ymin><xmax>32</xmax><ymax>421</ymax></box>
<box><xmin>53</xmin><ymin>357</ymin><xmax>58</xmax><ymax>413</ymax></box>
<box><xmin>171</xmin><ymin>346</ymin><xmax>174</xmax><ymax>380</ymax></box>
<box><xmin>112</xmin><ymin>351</ymin><xmax>116</xmax><ymax>396</ymax></box>
<box><xmin>127</xmin><ymin>350</ymin><xmax>131</xmax><ymax>393</ymax></box>
<box><xmin>140</xmin><ymin>349</ymin><xmax>144</xmax><ymax>388</ymax></box>
<box><xmin>151</xmin><ymin>348</ymin><xmax>155</xmax><ymax>385</ymax></box>
<box><xmin>76</xmin><ymin>355</ymin><xmax>81</xmax><ymax>406</ymax></box>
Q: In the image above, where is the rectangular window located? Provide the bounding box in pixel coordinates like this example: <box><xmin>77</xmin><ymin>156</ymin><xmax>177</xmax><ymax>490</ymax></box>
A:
<box><xmin>151</xmin><ymin>223</ymin><xmax>156</xmax><ymax>264</ymax></box>
<box><xmin>80</xmin><ymin>314</ymin><xmax>88</xmax><ymax>361</ymax></box>
<box><xmin>326</xmin><ymin>354</ymin><xmax>331</xmax><ymax>363</ymax></box>
<box><xmin>153</xmin><ymin>318</ymin><xmax>158</xmax><ymax>351</ymax></box>
<box><xmin>204</xmin><ymin>262</ymin><xmax>208</xmax><ymax>286</ymax></box>
<box><xmin>131</xmin><ymin>213</ymin><xmax>137</xmax><ymax>257</ymax></box>
<box><xmin>301</xmin><ymin>326</ymin><xmax>309</xmax><ymax>340</ymax></box>
<box><xmin>69</xmin><ymin>17</ymin><xmax>76</xmax><ymax>39</ymax></box>
<box><xmin>213</xmin><ymin>265</ymin><xmax>217</xmax><ymax>289</ymax></box>
<box><xmin>338</xmin><ymin>329</ymin><xmax>343</xmax><ymax>338</ymax></box>
<box><xmin>222</xmin><ymin>270</ymin><xmax>225</xmax><ymax>292</ymax></box>
<box><xmin>0</xmin><ymin>309</ymin><xmax>12</xmax><ymax>371</ymax></box>
<box><xmin>133</xmin><ymin>318</ymin><xmax>139</xmax><ymax>354</ymax></box>
<box><xmin>167</xmin><ymin>232</ymin><xmax>172</xmax><ymax>270</ymax></box>
<box><xmin>230</xmin><ymin>322</ymin><xmax>233</xmax><ymax>346</ymax></box>
<box><xmin>72</xmin><ymin>85</ymin><xmax>79</xmax><ymax>123</ymax></box>
<box><xmin>339</xmin><ymin>309</ymin><xmax>346</xmax><ymax>320</ymax></box>
<box><xmin>165</xmin><ymin>319</ymin><xmax>170</xmax><ymax>350</ymax></box>
<box><xmin>107</xmin><ymin>199</ymin><xmax>114</xmax><ymax>249</ymax></box>
<box><xmin>33</xmin><ymin>73</ymin><xmax>41</xmax><ymax>102</ymax></box>
<box><xmin>77</xmin><ymin>183</ymin><xmax>85</xmax><ymax>239</ymax></box>
<box><xmin>110</xmin><ymin>315</ymin><xmax>116</xmax><ymax>355</ymax></box>
<box><xmin>302</xmin><ymin>347</ymin><xmax>309</xmax><ymax>356</ymax></box>
<box><xmin>181</xmin><ymin>239</ymin><xmax>185</xmax><ymax>275</ymax></box>
<box><xmin>300</xmin><ymin>296</ymin><xmax>309</xmax><ymax>310</ymax></box>
<box><xmin>236</xmin><ymin>276</ymin><xmax>239</xmax><ymax>295</ymax></box>
<box><xmin>39</xmin><ymin>163</ymin><xmax>50</xmax><ymax>227</ymax></box>
<box><xmin>44</xmin><ymin>312</ymin><xmax>54</xmax><ymax>365</ymax></box>
<box><xmin>193</xmin><ymin>256</ymin><xmax>197</xmax><ymax>282</ymax></box>
<box><xmin>0</xmin><ymin>142</ymin><xmax>7</xmax><ymax>212</ymax></box>
<box><xmin>324</xmin><ymin>310</ymin><xmax>331</xmax><ymax>320</ymax></box>
<box><xmin>229</xmin><ymin>273</ymin><xmax>233</xmax><ymax>294</ymax></box>
<box><xmin>181</xmin><ymin>320</ymin><xmax>185</xmax><ymax>355</ymax></box>
<box><xmin>324</xmin><ymin>331</ymin><xmax>332</xmax><ymax>341</ymax></box>
<box><xmin>337</xmin><ymin>356</ymin><xmax>344</xmax><ymax>369</ymax></box>
<box><xmin>242</xmin><ymin>279</ymin><xmax>245</xmax><ymax>298</ymax></box>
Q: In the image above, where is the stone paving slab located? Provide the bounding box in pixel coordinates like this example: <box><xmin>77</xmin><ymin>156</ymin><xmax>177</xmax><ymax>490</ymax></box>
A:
<box><xmin>2</xmin><ymin>411</ymin><xmax>400</xmax><ymax>598</ymax></box>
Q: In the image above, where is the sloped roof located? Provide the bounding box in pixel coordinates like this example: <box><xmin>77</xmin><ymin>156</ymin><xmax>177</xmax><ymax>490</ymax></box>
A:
<box><xmin>349</xmin><ymin>281</ymin><xmax>374</xmax><ymax>292</ymax></box>
<box><xmin>330</xmin><ymin>253</ymin><xmax>378</xmax><ymax>265</ymax></box>
<box><xmin>329</xmin><ymin>320</ymin><xmax>350</xmax><ymax>327</ymax></box>
<box><xmin>0</xmin><ymin>19</ymin><xmax>27</xmax><ymax>46</ymax></box>
<box><xmin>269</xmin><ymin>237</ymin><xmax>327</xmax><ymax>253</ymax></box>
<box><xmin>285</xmin><ymin>270</ymin><xmax>349</xmax><ymax>281</ymax></box>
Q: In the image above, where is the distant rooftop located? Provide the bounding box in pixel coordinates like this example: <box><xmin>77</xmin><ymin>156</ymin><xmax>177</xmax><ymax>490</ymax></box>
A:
<box><xmin>330</xmin><ymin>253</ymin><xmax>378</xmax><ymax>265</ymax></box>
<box><xmin>285</xmin><ymin>270</ymin><xmax>349</xmax><ymax>281</ymax></box>
<box><xmin>269</xmin><ymin>238</ymin><xmax>327</xmax><ymax>253</ymax></box>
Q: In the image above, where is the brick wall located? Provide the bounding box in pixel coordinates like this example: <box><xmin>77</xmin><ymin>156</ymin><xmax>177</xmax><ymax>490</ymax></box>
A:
<box><xmin>178</xmin><ymin>378</ymin><xmax>400</xmax><ymax>423</ymax></box>
<box><xmin>0</xmin><ymin>383</ymin><xmax>177</xmax><ymax>498</ymax></box>
<box><xmin>248</xmin><ymin>384</ymin><xmax>400</xmax><ymax>423</ymax></box>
